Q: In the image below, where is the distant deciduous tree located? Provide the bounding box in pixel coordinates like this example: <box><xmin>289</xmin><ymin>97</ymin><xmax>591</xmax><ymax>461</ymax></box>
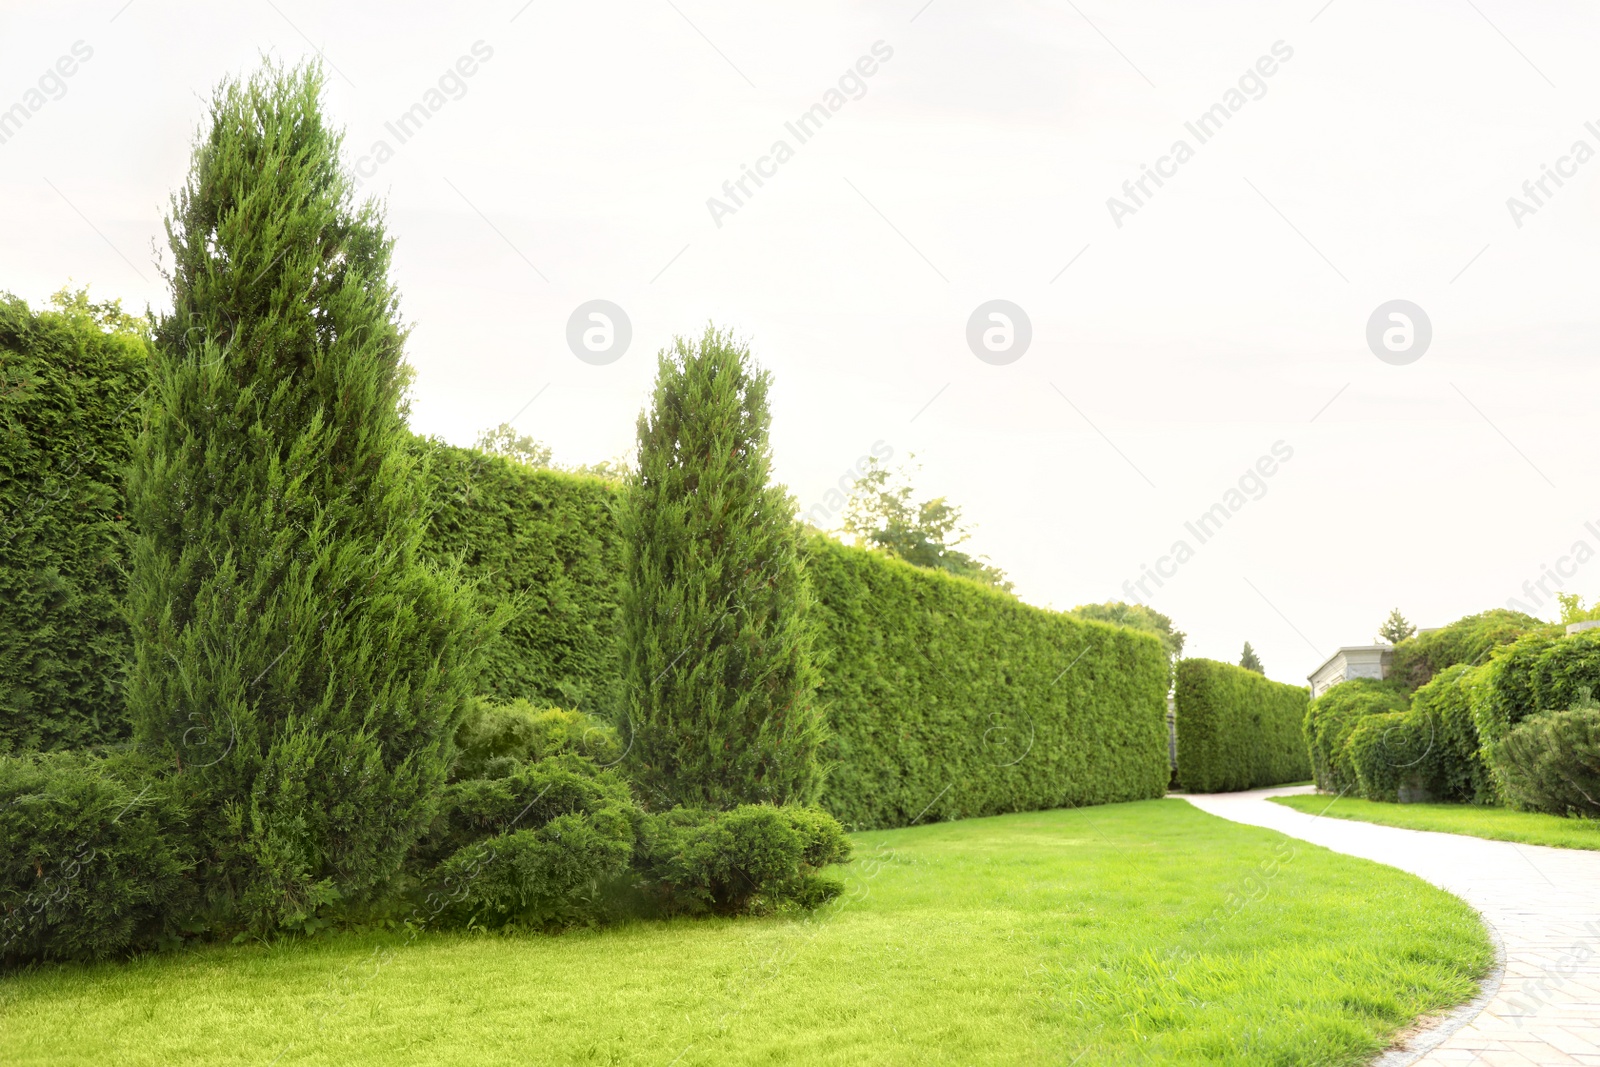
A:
<box><xmin>1069</xmin><ymin>602</ymin><xmax>1186</xmax><ymax>663</ymax></box>
<box><xmin>474</xmin><ymin>421</ymin><xmax>630</xmax><ymax>483</ymax></box>
<box><xmin>840</xmin><ymin>454</ymin><xmax>1011</xmax><ymax>593</ymax></box>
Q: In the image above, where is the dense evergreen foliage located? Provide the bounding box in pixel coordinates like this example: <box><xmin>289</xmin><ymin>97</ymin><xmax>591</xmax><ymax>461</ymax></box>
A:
<box><xmin>1407</xmin><ymin>663</ymin><xmax>1497</xmax><ymax>804</ymax></box>
<box><xmin>0</xmin><ymin>293</ymin><xmax>150</xmax><ymax>753</ymax></box>
<box><xmin>1489</xmin><ymin>695</ymin><xmax>1600</xmax><ymax>817</ymax></box>
<box><xmin>619</xmin><ymin>328</ymin><xmax>824</xmax><ymax>810</ymax></box>
<box><xmin>808</xmin><ymin>536</ymin><xmax>1171</xmax><ymax>829</ymax></box>
<box><xmin>1172</xmin><ymin>658</ymin><xmax>1308</xmax><ymax>792</ymax></box>
<box><xmin>0</xmin><ymin>751</ymin><xmax>193</xmax><ymax>965</ymax></box>
<box><xmin>125</xmin><ymin>63</ymin><xmax>484</xmax><ymax>933</ymax></box>
<box><xmin>1387</xmin><ymin>609</ymin><xmax>1546</xmax><ymax>691</ymax></box>
<box><xmin>1303</xmin><ymin>678</ymin><xmax>1410</xmax><ymax>794</ymax></box>
<box><xmin>1471</xmin><ymin>628</ymin><xmax>1600</xmax><ymax>752</ymax></box>
<box><xmin>420</xmin><ymin>444</ymin><xmax>625</xmax><ymax>716</ymax></box>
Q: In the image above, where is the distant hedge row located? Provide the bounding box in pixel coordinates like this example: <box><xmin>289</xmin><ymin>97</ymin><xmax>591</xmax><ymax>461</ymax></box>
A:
<box><xmin>1173</xmin><ymin>658</ymin><xmax>1309</xmax><ymax>792</ymax></box>
<box><xmin>0</xmin><ymin>296</ymin><xmax>149</xmax><ymax>754</ymax></box>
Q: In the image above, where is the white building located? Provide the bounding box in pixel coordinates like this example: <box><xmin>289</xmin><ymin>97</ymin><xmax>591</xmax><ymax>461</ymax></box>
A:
<box><xmin>1307</xmin><ymin>644</ymin><xmax>1394</xmax><ymax>699</ymax></box>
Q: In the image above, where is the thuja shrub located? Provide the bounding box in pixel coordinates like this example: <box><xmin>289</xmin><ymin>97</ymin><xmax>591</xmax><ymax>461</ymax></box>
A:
<box><xmin>126</xmin><ymin>62</ymin><xmax>484</xmax><ymax>934</ymax></box>
<box><xmin>412</xmin><ymin>751</ymin><xmax>639</xmax><ymax>930</ymax></box>
<box><xmin>634</xmin><ymin>803</ymin><xmax>850</xmax><ymax>916</ymax></box>
<box><xmin>0</xmin><ymin>293</ymin><xmax>150</xmax><ymax>753</ymax></box>
<box><xmin>1303</xmin><ymin>678</ymin><xmax>1410</xmax><ymax>794</ymax></box>
<box><xmin>0</xmin><ymin>752</ymin><xmax>193</xmax><ymax>966</ymax></box>
<box><xmin>451</xmin><ymin>698</ymin><xmax>622</xmax><ymax>781</ymax></box>
<box><xmin>1173</xmin><ymin>658</ymin><xmax>1309</xmax><ymax>793</ymax></box>
<box><xmin>619</xmin><ymin>327</ymin><xmax>824</xmax><ymax>810</ymax></box>
<box><xmin>1489</xmin><ymin>695</ymin><xmax>1600</xmax><ymax>817</ymax></box>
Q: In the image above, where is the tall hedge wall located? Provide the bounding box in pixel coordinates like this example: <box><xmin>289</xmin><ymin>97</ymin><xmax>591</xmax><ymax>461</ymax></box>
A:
<box><xmin>418</xmin><ymin>442</ymin><xmax>625</xmax><ymax>719</ymax></box>
<box><xmin>1173</xmin><ymin>658</ymin><xmax>1310</xmax><ymax>793</ymax></box>
<box><xmin>0</xmin><ymin>296</ymin><xmax>149</xmax><ymax>754</ymax></box>
<box><xmin>4</xmin><ymin>358</ymin><xmax>1172</xmax><ymax>826</ymax></box>
<box><xmin>807</xmin><ymin>536</ymin><xmax>1170</xmax><ymax>829</ymax></box>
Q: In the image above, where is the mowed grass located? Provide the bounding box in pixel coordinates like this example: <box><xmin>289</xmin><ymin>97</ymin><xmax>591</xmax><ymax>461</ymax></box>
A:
<box><xmin>1272</xmin><ymin>792</ymin><xmax>1600</xmax><ymax>851</ymax></box>
<box><xmin>0</xmin><ymin>799</ymin><xmax>1491</xmax><ymax>1067</ymax></box>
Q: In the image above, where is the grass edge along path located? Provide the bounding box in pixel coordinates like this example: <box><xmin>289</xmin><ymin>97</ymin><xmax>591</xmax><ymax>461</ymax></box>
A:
<box><xmin>0</xmin><ymin>800</ymin><xmax>1493</xmax><ymax>1066</ymax></box>
<box><xmin>1270</xmin><ymin>793</ymin><xmax>1600</xmax><ymax>851</ymax></box>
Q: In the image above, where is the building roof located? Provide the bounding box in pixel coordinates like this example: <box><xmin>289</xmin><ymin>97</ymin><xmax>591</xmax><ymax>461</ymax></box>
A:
<box><xmin>1307</xmin><ymin>644</ymin><xmax>1392</xmax><ymax>683</ymax></box>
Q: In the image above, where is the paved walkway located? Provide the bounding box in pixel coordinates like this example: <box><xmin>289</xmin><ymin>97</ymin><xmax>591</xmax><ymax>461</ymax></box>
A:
<box><xmin>1179</xmin><ymin>787</ymin><xmax>1600</xmax><ymax>1067</ymax></box>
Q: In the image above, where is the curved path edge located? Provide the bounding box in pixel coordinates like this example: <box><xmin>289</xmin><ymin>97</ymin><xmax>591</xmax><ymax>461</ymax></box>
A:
<box><xmin>1176</xmin><ymin>786</ymin><xmax>1600</xmax><ymax>1067</ymax></box>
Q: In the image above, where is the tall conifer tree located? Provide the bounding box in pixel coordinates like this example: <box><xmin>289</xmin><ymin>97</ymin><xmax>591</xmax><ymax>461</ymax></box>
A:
<box><xmin>126</xmin><ymin>62</ymin><xmax>481</xmax><ymax>930</ymax></box>
<box><xmin>620</xmin><ymin>327</ymin><xmax>823</xmax><ymax>809</ymax></box>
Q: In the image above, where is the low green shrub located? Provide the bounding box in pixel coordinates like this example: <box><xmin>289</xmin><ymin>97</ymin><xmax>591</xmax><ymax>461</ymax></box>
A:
<box><xmin>410</xmin><ymin>739</ymin><xmax>639</xmax><ymax>930</ymax></box>
<box><xmin>1488</xmin><ymin>692</ymin><xmax>1600</xmax><ymax>817</ymax></box>
<box><xmin>1173</xmin><ymin>658</ymin><xmax>1309</xmax><ymax>792</ymax></box>
<box><xmin>1304</xmin><ymin>679</ymin><xmax>1410</xmax><ymax>794</ymax></box>
<box><xmin>635</xmin><ymin>804</ymin><xmax>851</xmax><ymax>917</ymax></box>
<box><xmin>0</xmin><ymin>752</ymin><xmax>193</xmax><ymax>966</ymax></box>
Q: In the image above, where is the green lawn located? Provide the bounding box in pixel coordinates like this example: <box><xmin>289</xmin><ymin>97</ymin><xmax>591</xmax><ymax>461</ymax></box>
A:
<box><xmin>0</xmin><ymin>799</ymin><xmax>1491</xmax><ymax>1066</ymax></box>
<box><xmin>1271</xmin><ymin>792</ymin><xmax>1600</xmax><ymax>851</ymax></box>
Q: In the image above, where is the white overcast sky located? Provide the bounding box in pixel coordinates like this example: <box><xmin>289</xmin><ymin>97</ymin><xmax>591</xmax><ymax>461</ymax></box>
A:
<box><xmin>4</xmin><ymin>0</ymin><xmax>1598</xmax><ymax>685</ymax></box>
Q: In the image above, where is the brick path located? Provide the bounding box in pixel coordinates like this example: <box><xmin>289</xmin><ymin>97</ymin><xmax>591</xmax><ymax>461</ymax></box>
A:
<box><xmin>1180</xmin><ymin>786</ymin><xmax>1600</xmax><ymax>1067</ymax></box>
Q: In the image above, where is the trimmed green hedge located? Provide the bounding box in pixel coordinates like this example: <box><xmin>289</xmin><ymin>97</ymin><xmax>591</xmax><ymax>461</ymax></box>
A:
<box><xmin>1173</xmin><ymin>658</ymin><xmax>1309</xmax><ymax>792</ymax></box>
<box><xmin>806</xmin><ymin>536</ymin><xmax>1171</xmax><ymax>830</ymax></box>
<box><xmin>1388</xmin><ymin>609</ymin><xmax>1548</xmax><ymax>691</ymax></box>
<box><xmin>4</xmin><ymin>383</ymin><xmax>1172</xmax><ymax>829</ymax></box>
<box><xmin>1304</xmin><ymin>678</ymin><xmax>1410</xmax><ymax>794</ymax></box>
<box><xmin>418</xmin><ymin>442</ymin><xmax>626</xmax><ymax>719</ymax></box>
<box><xmin>1410</xmin><ymin>663</ymin><xmax>1496</xmax><ymax>804</ymax></box>
<box><xmin>0</xmin><ymin>295</ymin><xmax>150</xmax><ymax>754</ymax></box>
<box><xmin>1472</xmin><ymin>628</ymin><xmax>1600</xmax><ymax>750</ymax></box>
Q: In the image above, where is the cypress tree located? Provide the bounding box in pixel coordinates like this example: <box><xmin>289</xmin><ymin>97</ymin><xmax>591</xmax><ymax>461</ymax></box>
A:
<box><xmin>620</xmin><ymin>327</ymin><xmax>823</xmax><ymax>809</ymax></box>
<box><xmin>126</xmin><ymin>62</ymin><xmax>482</xmax><ymax>931</ymax></box>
